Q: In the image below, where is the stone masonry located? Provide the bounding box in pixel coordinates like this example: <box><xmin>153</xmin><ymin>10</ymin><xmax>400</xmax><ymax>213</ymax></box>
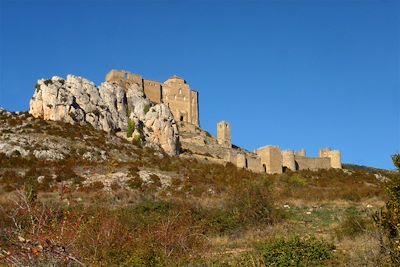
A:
<box><xmin>215</xmin><ymin>121</ymin><xmax>341</xmax><ymax>174</ymax></box>
<box><xmin>106</xmin><ymin>70</ymin><xmax>199</xmax><ymax>127</ymax></box>
<box><xmin>101</xmin><ymin>69</ymin><xmax>341</xmax><ymax>173</ymax></box>
<box><xmin>217</xmin><ymin>121</ymin><xmax>231</xmax><ymax>148</ymax></box>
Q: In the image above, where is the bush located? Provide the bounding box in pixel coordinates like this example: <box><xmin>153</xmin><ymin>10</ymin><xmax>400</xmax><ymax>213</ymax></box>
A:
<box><xmin>374</xmin><ymin>153</ymin><xmax>400</xmax><ymax>265</ymax></box>
<box><xmin>288</xmin><ymin>174</ymin><xmax>307</xmax><ymax>187</ymax></box>
<box><xmin>127</xmin><ymin>119</ymin><xmax>135</xmax><ymax>138</ymax></box>
<box><xmin>132</xmin><ymin>135</ymin><xmax>142</xmax><ymax>147</ymax></box>
<box><xmin>258</xmin><ymin>236</ymin><xmax>335</xmax><ymax>266</ymax></box>
<box><xmin>143</xmin><ymin>104</ymin><xmax>150</xmax><ymax>114</ymax></box>
<box><xmin>335</xmin><ymin>212</ymin><xmax>369</xmax><ymax>240</ymax></box>
<box><xmin>228</xmin><ymin>179</ymin><xmax>282</xmax><ymax>226</ymax></box>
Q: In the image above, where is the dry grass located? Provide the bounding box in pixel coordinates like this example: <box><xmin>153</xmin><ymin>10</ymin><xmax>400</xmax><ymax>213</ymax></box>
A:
<box><xmin>1</xmin><ymin>113</ymin><xmax>399</xmax><ymax>265</ymax></box>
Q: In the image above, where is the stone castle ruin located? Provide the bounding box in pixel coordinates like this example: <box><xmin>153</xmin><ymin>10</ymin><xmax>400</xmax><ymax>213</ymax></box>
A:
<box><xmin>106</xmin><ymin>70</ymin><xmax>199</xmax><ymax>126</ymax></box>
<box><xmin>106</xmin><ymin>70</ymin><xmax>342</xmax><ymax>174</ymax></box>
<box><xmin>29</xmin><ymin>69</ymin><xmax>341</xmax><ymax>173</ymax></box>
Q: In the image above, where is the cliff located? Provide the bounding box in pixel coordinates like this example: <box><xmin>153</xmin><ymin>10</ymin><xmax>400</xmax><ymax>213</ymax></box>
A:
<box><xmin>29</xmin><ymin>75</ymin><xmax>179</xmax><ymax>155</ymax></box>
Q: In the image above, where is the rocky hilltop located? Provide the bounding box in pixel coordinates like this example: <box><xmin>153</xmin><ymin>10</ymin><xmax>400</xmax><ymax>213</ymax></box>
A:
<box><xmin>29</xmin><ymin>75</ymin><xmax>179</xmax><ymax>155</ymax></box>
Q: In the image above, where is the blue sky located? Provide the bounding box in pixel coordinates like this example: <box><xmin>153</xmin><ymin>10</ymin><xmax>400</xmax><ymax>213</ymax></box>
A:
<box><xmin>0</xmin><ymin>0</ymin><xmax>399</xmax><ymax>169</ymax></box>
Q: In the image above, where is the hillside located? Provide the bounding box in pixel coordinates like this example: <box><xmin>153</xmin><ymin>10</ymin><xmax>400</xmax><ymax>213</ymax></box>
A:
<box><xmin>0</xmin><ymin>109</ymin><xmax>399</xmax><ymax>266</ymax></box>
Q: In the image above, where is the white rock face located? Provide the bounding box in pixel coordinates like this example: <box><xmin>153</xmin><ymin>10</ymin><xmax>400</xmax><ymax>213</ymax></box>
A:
<box><xmin>29</xmin><ymin>75</ymin><xmax>179</xmax><ymax>155</ymax></box>
<box><xmin>144</xmin><ymin>104</ymin><xmax>179</xmax><ymax>156</ymax></box>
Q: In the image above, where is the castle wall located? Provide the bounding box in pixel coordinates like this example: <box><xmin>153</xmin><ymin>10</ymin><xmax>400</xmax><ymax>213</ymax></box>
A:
<box><xmin>143</xmin><ymin>80</ymin><xmax>162</xmax><ymax>103</ymax></box>
<box><xmin>255</xmin><ymin>146</ymin><xmax>283</xmax><ymax>174</ymax></box>
<box><xmin>106</xmin><ymin>70</ymin><xmax>143</xmax><ymax>88</ymax></box>
<box><xmin>294</xmin><ymin>156</ymin><xmax>331</xmax><ymax>170</ymax></box>
<box><xmin>246</xmin><ymin>154</ymin><xmax>263</xmax><ymax>173</ymax></box>
<box><xmin>236</xmin><ymin>153</ymin><xmax>247</xmax><ymax>168</ymax></box>
<box><xmin>282</xmin><ymin>150</ymin><xmax>296</xmax><ymax>171</ymax></box>
<box><xmin>190</xmin><ymin>91</ymin><xmax>199</xmax><ymax>126</ymax></box>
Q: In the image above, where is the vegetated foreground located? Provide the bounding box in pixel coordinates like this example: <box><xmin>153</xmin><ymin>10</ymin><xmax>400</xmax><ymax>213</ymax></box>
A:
<box><xmin>0</xmin><ymin>112</ymin><xmax>398</xmax><ymax>266</ymax></box>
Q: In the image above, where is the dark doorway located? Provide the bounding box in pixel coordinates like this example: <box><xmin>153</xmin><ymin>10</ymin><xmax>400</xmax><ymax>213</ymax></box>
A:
<box><xmin>263</xmin><ymin>164</ymin><xmax>266</xmax><ymax>173</ymax></box>
<box><xmin>180</xmin><ymin>116</ymin><xmax>184</xmax><ymax>122</ymax></box>
<box><xmin>245</xmin><ymin>159</ymin><xmax>248</xmax><ymax>168</ymax></box>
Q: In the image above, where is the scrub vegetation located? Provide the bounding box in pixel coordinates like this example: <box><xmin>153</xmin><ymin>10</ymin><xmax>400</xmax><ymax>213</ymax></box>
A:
<box><xmin>0</xmin><ymin>114</ymin><xmax>399</xmax><ymax>266</ymax></box>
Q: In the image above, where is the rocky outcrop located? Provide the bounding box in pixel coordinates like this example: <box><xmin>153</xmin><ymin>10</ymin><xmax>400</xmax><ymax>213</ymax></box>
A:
<box><xmin>29</xmin><ymin>75</ymin><xmax>179</xmax><ymax>155</ymax></box>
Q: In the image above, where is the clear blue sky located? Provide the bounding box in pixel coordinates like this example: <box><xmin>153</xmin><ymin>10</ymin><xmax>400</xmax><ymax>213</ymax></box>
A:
<box><xmin>0</xmin><ymin>0</ymin><xmax>399</xmax><ymax>169</ymax></box>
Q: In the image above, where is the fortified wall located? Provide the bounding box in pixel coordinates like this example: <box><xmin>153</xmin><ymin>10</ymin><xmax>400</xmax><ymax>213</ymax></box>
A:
<box><xmin>106</xmin><ymin>70</ymin><xmax>199</xmax><ymax>126</ymax></box>
<box><xmin>179</xmin><ymin>120</ymin><xmax>342</xmax><ymax>174</ymax></box>
<box><xmin>105</xmin><ymin>69</ymin><xmax>341</xmax><ymax>173</ymax></box>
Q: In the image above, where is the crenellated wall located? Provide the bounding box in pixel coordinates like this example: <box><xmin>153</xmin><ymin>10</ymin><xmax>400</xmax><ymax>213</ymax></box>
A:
<box><xmin>294</xmin><ymin>156</ymin><xmax>331</xmax><ymax>170</ymax></box>
<box><xmin>105</xmin><ymin>70</ymin><xmax>342</xmax><ymax>174</ymax></box>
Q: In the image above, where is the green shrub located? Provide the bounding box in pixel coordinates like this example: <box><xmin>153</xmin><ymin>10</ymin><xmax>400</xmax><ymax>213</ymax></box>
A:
<box><xmin>392</xmin><ymin>154</ymin><xmax>400</xmax><ymax>172</ymax></box>
<box><xmin>127</xmin><ymin>119</ymin><xmax>135</xmax><ymax>138</ymax></box>
<box><xmin>373</xmin><ymin>154</ymin><xmax>400</xmax><ymax>265</ymax></box>
<box><xmin>228</xmin><ymin>179</ymin><xmax>282</xmax><ymax>226</ymax></box>
<box><xmin>132</xmin><ymin>135</ymin><xmax>142</xmax><ymax>147</ymax></box>
<box><xmin>135</xmin><ymin>200</ymin><xmax>172</xmax><ymax>215</ymax></box>
<box><xmin>335</xmin><ymin>213</ymin><xmax>369</xmax><ymax>240</ymax></box>
<box><xmin>143</xmin><ymin>104</ymin><xmax>151</xmax><ymax>114</ymax></box>
<box><xmin>258</xmin><ymin>236</ymin><xmax>335</xmax><ymax>266</ymax></box>
<box><xmin>280</xmin><ymin>173</ymin><xmax>307</xmax><ymax>187</ymax></box>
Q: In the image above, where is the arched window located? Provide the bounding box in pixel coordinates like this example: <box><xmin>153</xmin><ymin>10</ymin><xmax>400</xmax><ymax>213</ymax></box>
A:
<box><xmin>179</xmin><ymin>88</ymin><xmax>182</xmax><ymax>94</ymax></box>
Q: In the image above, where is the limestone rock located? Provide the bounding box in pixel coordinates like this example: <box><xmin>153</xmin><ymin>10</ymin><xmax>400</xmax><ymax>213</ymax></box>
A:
<box><xmin>143</xmin><ymin>104</ymin><xmax>179</xmax><ymax>156</ymax></box>
<box><xmin>33</xmin><ymin>150</ymin><xmax>65</xmax><ymax>161</ymax></box>
<box><xmin>0</xmin><ymin>142</ymin><xmax>29</xmax><ymax>157</ymax></box>
<box><xmin>29</xmin><ymin>75</ymin><xmax>179</xmax><ymax>155</ymax></box>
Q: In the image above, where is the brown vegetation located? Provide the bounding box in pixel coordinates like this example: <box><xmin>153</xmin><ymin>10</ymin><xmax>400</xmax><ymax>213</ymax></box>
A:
<box><xmin>0</xmin><ymin>113</ymin><xmax>398</xmax><ymax>266</ymax></box>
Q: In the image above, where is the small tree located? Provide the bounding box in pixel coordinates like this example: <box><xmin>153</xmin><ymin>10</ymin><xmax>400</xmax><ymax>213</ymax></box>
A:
<box><xmin>374</xmin><ymin>154</ymin><xmax>400</xmax><ymax>265</ymax></box>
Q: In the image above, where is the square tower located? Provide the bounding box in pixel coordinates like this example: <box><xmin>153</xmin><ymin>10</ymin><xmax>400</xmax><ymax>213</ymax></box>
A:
<box><xmin>255</xmin><ymin>146</ymin><xmax>283</xmax><ymax>174</ymax></box>
<box><xmin>217</xmin><ymin>121</ymin><xmax>231</xmax><ymax>148</ymax></box>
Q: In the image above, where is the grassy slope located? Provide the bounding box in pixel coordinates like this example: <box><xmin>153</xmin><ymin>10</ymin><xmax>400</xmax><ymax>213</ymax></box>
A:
<box><xmin>0</xmin><ymin>113</ymin><xmax>398</xmax><ymax>266</ymax></box>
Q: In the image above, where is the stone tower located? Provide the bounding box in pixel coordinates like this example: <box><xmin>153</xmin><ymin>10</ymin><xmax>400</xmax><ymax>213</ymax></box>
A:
<box><xmin>255</xmin><ymin>146</ymin><xmax>283</xmax><ymax>174</ymax></box>
<box><xmin>282</xmin><ymin>150</ymin><xmax>296</xmax><ymax>171</ymax></box>
<box><xmin>217</xmin><ymin>121</ymin><xmax>231</xmax><ymax>148</ymax></box>
<box><xmin>319</xmin><ymin>148</ymin><xmax>342</xmax><ymax>169</ymax></box>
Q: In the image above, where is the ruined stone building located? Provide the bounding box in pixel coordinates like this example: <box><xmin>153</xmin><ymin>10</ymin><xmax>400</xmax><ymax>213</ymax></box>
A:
<box><xmin>219</xmin><ymin>122</ymin><xmax>342</xmax><ymax>173</ymax></box>
<box><xmin>106</xmin><ymin>70</ymin><xmax>199</xmax><ymax>126</ymax></box>
<box><xmin>105</xmin><ymin>69</ymin><xmax>341</xmax><ymax>174</ymax></box>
